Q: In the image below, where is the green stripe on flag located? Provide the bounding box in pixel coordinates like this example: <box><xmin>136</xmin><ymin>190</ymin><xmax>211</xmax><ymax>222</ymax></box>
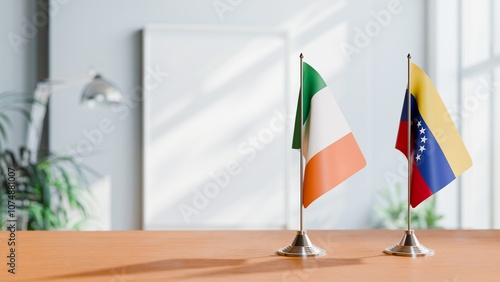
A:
<box><xmin>292</xmin><ymin>62</ymin><xmax>328</xmax><ymax>149</ymax></box>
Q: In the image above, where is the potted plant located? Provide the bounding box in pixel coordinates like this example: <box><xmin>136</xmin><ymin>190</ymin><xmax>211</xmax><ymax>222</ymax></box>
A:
<box><xmin>0</xmin><ymin>92</ymin><xmax>94</xmax><ymax>230</ymax></box>
<box><xmin>372</xmin><ymin>181</ymin><xmax>444</xmax><ymax>229</ymax></box>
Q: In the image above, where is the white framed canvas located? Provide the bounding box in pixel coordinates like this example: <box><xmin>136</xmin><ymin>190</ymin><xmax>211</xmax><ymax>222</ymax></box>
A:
<box><xmin>142</xmin><ymin>24</ymin><xmax>292</xmax><ymax>229</ymax></box>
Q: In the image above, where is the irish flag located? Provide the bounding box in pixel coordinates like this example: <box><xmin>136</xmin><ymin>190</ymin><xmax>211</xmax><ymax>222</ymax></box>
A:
<box><xmin>292</xmin><ymin>62</ymin><xmax>366</xmax><ymax>208</ymax></box>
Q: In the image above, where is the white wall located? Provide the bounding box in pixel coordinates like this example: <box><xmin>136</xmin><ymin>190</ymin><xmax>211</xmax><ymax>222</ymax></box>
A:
<box><xmin>49</xmin><ymin>0</ymin><xmax>426</xmax><ymax>230</ymax></box>
<box><xmin>428</xmin><ymin>0</ymin><xmax>500</xmax><ymax>229</ymax></box>
<box><xmin>0</xmin><ymin>0</ymin><xmax>38</xmax><ymax>150</ymax></box>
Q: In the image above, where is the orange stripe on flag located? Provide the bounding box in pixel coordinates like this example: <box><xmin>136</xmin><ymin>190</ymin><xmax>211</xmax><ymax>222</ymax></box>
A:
<box><xmin>303</xmin><ymin>132</ymin><xmax>366</xmax><ymax>208</ymax></box>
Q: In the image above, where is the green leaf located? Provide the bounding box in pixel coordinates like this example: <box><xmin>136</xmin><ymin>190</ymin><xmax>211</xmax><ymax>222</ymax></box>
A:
<box><xmin>0</xmin><ymin>112</ymin><xmax>13</xmax><ymax>127</ymax></box>
<box><xmin>3</xmin><ymin>106</ymin><xmax>32</xmax><ymax>122</ymax></box>
<box><xmin>0</xmin><ymin>124</ymin><xmax>7</xmax><ymax>144</ymax></box>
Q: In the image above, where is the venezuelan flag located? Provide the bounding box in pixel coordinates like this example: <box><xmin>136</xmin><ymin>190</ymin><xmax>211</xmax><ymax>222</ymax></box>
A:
<box><xmin>396</xmin><ymin>62</ymin><xmax>472</xmax><ymax>208</ymax></box>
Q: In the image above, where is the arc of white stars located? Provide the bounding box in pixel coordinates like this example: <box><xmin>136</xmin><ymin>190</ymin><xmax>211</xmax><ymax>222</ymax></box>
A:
<box><xmin>414</xmin><ymin>118</ymin><xmax>427</xmax><ymax>162</ymax></box>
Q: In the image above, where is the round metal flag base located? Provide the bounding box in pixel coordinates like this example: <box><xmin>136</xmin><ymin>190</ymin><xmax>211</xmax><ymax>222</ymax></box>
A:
<box><xmin>277</xmin><ymin>230</ymin><xmax>326</xmax><ymax>257</ymax></box>
<box><xmin>383</xmin><ymin>230</ymin><xmax>434</xmax><ymax>257</ymax></box>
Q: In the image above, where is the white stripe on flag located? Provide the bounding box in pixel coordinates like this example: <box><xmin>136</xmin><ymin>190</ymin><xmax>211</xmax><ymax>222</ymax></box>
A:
<box><xmin>303</xmin><ymin>87</ymin><xmax>351</xmax><ymax>162</ymax></box>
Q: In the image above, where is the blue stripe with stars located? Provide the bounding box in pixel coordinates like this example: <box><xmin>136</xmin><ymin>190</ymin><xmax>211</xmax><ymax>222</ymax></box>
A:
<box><xmin>402</xmin><ymin>93</ymin><xmax>456</xmax><ymax>193</ymax></box>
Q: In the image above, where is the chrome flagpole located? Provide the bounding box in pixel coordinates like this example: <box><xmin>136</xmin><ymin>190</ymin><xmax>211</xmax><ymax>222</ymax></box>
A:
<box><xmin>277</xmin><ymin>53</ymin><xmax>325</xmax><ymax>257</ymax></box>
<box><xmin>300</xmin><ymin>53</ymin><xmax>304</xmax><ymax>233</ymax></box>
<box><xmin>383</xmin><ymin>54</ymin><xmax>434</xmax><ymax>257</ymax></box>
<box><xmin>407</xmin><ymin>53</ymin><xmax>412</xmax><ymax>233</ymax></box>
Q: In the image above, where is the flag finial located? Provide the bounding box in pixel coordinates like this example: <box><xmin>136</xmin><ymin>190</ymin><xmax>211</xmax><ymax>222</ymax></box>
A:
<box><xmin>407</xmin><ymin>53</ymin><xmax>411</xmax><ymax>59</ymax></box>
<box><xmin>300</xmin><ymin>53</ymin><xmax>303</xmax><ymax>59</ymax></box>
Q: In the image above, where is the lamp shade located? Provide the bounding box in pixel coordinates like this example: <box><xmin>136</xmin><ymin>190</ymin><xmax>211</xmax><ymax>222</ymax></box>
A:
<box><xmin>81</xmin><ymin>74</ymin><xmax>122</xmax><ymax>106</ymax></box>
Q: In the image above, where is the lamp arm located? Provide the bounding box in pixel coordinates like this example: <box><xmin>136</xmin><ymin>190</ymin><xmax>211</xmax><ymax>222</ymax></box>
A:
<box><xmin>25</xmin><ymin>82</ymin><xmax>51</xmax><ymax>162</ymax></box>
<box><xmin>25</xmin><ymin>68</ymin><xmax>96</xmax><ymax>161</ymax></box>
<box><xmin>45</xmin><ymin>68</ymin><xmax>97</xmax><ymax>91</ymax></box>
<box><xmin>25</xmin><ymin>68</ymin><xmax>121</xmax><ymax>161</ymax></box>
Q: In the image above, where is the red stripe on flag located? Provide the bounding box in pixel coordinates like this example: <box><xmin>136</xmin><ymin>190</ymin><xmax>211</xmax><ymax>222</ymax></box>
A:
<box><xmin>395</xmin><ymin>121</ymin><xmax>408</xmax><ymax>156</ymax></box>
<box><xmin>410</xmin><ymin>163</ymin><xmax>433</xmax><ymax>208</ymax></box>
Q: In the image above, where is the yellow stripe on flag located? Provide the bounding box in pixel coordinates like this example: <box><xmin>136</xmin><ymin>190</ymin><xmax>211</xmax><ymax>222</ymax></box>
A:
<box><xmin>410</xmin><ymin>63</ymin><xmax>472</xmax><ymax>176</ymax></box>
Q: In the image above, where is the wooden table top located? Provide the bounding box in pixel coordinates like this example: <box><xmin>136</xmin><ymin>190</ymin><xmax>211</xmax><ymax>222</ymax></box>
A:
<box><xmin>0</xmin><ymin>229</ymin><xmax>499</xmax><ymax>281</ymax></box>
